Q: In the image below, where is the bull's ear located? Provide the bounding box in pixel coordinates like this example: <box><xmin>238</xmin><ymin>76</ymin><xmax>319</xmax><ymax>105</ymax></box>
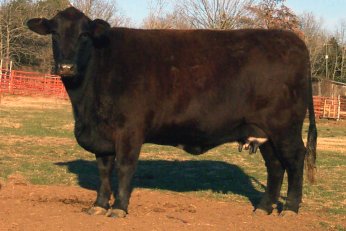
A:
<box><xmin>27</xmin><ymin>18</ymin><xmax>52</xmax><ymax>35</ymax></box>
<box><xmin>90</xmin><ymin>19</ymin><xmax>111</xmax><ymax>48</ymax></box>
<box><xmin>91</xmin><ymin>19</ymin><xmax>110</xmax><ymax>37</ymax></box>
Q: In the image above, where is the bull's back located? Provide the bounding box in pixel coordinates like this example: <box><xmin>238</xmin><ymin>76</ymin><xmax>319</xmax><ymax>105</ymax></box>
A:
<box><xmin>127</xmin><ymin>30</ymin><xmax>309</xmax><ymax>121</ymax></box>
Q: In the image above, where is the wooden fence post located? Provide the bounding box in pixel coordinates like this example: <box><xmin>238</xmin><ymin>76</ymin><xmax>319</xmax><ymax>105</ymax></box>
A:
<box><xmin>337</xmin><ymin>95</ymin><xmax>341</xmax><ymax>121</ymax></box>
<box><xmin>8</xmin><ymin>61</ymin><xmax>13</xmax><ymax>94</ymax></box>
<box><xmin>0</xmin><ymin>59</ymin><xmax>3</xmax><ymax>95</ymax></box>
<box><xmin>0</xmin><ymin>59</ymin><xmax>3</xmax><ymax>87</ymax></box>
<box><xmin>323</xmin><ymin>98</ymin><xmax>327</xmax><ymax>118</ymax></box>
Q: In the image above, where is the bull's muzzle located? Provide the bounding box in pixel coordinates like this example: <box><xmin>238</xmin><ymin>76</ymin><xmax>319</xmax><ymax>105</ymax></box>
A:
<box><xmin>57</xmin><ymin>63</ymin><xmax>77</xmax><ymax>77</ymax></box>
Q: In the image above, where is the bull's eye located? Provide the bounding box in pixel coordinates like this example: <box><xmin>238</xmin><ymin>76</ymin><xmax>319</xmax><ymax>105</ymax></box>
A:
<box><xmin>79</xmin><ymin>32</ymin><xmax>90</xmax><ymax>39</ymax></box>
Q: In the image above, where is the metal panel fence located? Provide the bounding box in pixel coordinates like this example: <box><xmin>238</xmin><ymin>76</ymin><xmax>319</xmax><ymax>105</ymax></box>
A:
<box><xmin>313</xmin><ymin>95</ymin><xmax>346</xmax><ymax>120</ymax></box>
<box><xmin>0</xmin><ymin>69</ymin><xmax>67</xmax><ymax>99</ymax></box>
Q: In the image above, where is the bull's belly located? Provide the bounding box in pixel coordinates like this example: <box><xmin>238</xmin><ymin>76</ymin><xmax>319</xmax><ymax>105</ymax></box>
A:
<box><xmin>146</xmin><ymin>123</ymin><xmax>268</xmax><ymax>155</ymax></box>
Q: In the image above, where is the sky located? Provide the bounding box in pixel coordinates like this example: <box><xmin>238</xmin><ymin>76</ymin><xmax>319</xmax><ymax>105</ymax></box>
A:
<box><xmin>117</xmin><ymin>0</ymin><xmax>345</xmax><ymax>31</ymax></box>
<box><xmin>285</xmin><ymin>0</ymin><xmax>345</xmax><ymax>31</ymax></box>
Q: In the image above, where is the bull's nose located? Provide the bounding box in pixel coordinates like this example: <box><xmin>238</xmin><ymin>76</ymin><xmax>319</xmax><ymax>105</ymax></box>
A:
<box><xmin>58</xmin><ymin>63</ymin><xmax>76</xmax><ymax>76</ymax></box>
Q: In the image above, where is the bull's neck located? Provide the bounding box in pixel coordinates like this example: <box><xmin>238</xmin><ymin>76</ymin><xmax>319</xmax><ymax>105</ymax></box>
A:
<box><xmin>61</xmin><ymin>48</ymin><xmax>107</xmax><ymax>122</ymax></box>
<box><xmin>61</xmin><ymin>71</ymin><xmax>93</xmax><ymax>123</ymax></box>
<box><xmin>61</xmin><ymin>64</ymin><xmax>115</xmax><ymax>155</ymax></box>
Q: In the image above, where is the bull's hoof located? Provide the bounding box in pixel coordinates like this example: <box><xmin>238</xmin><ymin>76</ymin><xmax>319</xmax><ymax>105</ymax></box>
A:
<box><xmin>280</xmin><ymin>210</ymin><xmax>298</xmax><ymax>217</ymax></box>
<box><xmin>106</xmin><ymin>209</ymin><xmax>127</xmax><ymax>218</ymax></box>
<box><xmin>87</xmin><ymin>206</ymin><xmax>108</xmax><ymax>215</ymax></box>
<box><xmin>253</xmin><ymin>208</ymin><xmax>271</xmax><ymax>216</ymax></box>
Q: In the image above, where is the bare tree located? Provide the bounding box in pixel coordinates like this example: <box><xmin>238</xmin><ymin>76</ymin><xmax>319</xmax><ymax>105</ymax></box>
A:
<box><xmin>299</xmin><ymin>12</ymin><xmax>327</xmax><ymax>79</ymax></box>
<box><xmin>176</xmin><ymin>0</ymin><xmax>254</xmax><ymax>30</ymax></box>
<box><xmin>143</xmin><ymin>0</ymin><xmax>191</xmax><ymax>29</ymax></box>
<box><xmin>245</xmin><ymin>0</ymin><xmax>301</xmax><ymax>34</ymax></box>
<box><xmin>70</xmin><ymin>0</ymin><xmax>131</xmax><ymax>26</ymax></box>
<box><xmin>334</xmin><ymin>20</ymin><xmax>346</xmax><ymax>82</ymax></box>
<box><xmin>143</xmin><ymin>0</ymin><xmax>170</xmax><ymax>29</ymax></box>
<box><xmin>0</xmin><ymin>0</ymin><xmax>43</xmax><ymax>69</ymax></box>
<box><xmin>0</xmin><ymin>0</ymin><xmax>71</xmax><ymax>71</ymax></box>
<box><xmin>143</xmin><ymin>0</ymin><xmax>169</xmax><ymax>29</ymax></box>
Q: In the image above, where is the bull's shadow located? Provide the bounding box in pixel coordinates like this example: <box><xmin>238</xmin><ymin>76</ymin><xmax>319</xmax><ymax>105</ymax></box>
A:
<box><xmin>55</xmin><ymin>159</ymin><xmax>265</xmax><ymax>206</ymax></box>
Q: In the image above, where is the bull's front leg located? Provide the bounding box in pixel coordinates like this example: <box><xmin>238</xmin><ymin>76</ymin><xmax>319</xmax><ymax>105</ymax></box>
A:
<box><xmin>88</xmin><ymin>155</ymin><xmax>115</xmax><ymax>215</ymax></box>
<box><xmin>107</xmin><ymin>131</ymin><xmax>142</xmax><ymax>218</ymax></box>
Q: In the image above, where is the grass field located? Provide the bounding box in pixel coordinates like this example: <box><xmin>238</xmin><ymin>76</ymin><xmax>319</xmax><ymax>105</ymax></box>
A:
<box><xmin>0</xmin><ymin>95</ymin><xmax>345</xmax><ymax>230</ymax></box>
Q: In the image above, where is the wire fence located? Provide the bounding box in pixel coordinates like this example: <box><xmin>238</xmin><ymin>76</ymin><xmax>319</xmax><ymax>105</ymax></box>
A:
<box><xmin>1</xmin><ymin>69</ymin><xmax>346</xmax><ymax>120</ymax></box>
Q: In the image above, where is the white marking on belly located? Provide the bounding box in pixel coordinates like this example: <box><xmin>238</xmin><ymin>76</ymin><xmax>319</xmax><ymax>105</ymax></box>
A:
<box><xmin>247</xmin><ymin>137</ymin><xmax>268</xmax><ymax>144</ymax></box>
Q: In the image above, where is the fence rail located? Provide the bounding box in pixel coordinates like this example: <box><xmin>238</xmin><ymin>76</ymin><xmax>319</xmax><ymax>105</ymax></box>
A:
<box><xmin>313</xmin><ymin>95</ymin><xmax>346</xmax><ymax>120</ymax></box>
<box><xmin>0</xmin><ymin>69</ymin><xmax>67</xmax><ymax>99</ymax></box>
<box><xmin>1</xmin><ymin>69</ymin><xmax>346</xmax><ymax>120</ymax></box>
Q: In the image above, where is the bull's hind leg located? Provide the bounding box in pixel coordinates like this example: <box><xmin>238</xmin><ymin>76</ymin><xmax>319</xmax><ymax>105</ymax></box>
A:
<box><xmin>256</xmin><ymin>142</ymin><xmax>285</xmax><ymax>214</ymax></box>
<box><xmin>279</xmin><ymin>135</ymin><xmax>305</xmax><ymax>214</ymax></box>
<box><xmin>107</xmin><ymin>132</ymin><xmax>142</xmax><ymax>218</ymax></box>
<box><xmin>88</xmin><ymin>155</ymin><xmax>115</xmax><ymax>215</ymax></box>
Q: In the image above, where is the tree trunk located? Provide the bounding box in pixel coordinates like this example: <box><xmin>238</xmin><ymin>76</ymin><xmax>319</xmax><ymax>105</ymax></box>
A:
<box><xmin>332</xmin><ymin>47</ymin><xmax>339</xmax><ymax>81</ymax></box>
<box><xmin>5</xmin><ymin>21</ymin><xmax>10</xmax><ymax>70</ymax></box>
<box><xmin>341</xmin><ymin>48</ymin><xmax>345</xmax><ymax>81</ymax></box>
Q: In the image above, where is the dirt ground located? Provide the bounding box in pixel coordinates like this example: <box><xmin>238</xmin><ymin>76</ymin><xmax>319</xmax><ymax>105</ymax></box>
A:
<box><xmin>0</xmin><ymin>174</ymin><xmax>327</xmax><ymax>231</ymax></box>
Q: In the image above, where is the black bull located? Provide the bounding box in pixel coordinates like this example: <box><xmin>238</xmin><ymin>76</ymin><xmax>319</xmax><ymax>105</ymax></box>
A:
<box><xmin>27</xmin><ymin>7</ymin><xmax>317</xmax><ymax>217</ymax></box>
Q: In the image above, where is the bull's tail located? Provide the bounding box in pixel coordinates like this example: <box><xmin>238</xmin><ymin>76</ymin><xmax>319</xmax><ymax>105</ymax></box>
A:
<box><xmin>305</xmin><ymin>69</ymin><xmax>317</xmax><ymax>184</ymax></box>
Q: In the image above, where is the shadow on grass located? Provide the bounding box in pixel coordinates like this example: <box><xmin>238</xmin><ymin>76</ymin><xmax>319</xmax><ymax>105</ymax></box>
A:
<box><xmin>55</xmin><ymin>159</ymin><xmax>265</xmax><ymax>206</ymax></box>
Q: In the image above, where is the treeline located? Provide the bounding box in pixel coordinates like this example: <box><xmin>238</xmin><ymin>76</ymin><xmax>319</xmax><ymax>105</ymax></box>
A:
<box><xmin>1</xmin><ymin>0</ymin><xmax>345</xmax><ymax>83</ymax></box>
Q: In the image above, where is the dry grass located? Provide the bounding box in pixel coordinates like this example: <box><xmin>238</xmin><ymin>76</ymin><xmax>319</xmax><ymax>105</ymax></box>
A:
<box><xmin>0</xmin><ymin>118</ymin><xmax>22</xmax><ymax>128</ymax></box>
<box><xmin>0</xmin><ymin>135</ymin><xmax>75</xmax><ymax>146</ymax></box>
<box><xmin>0</xmin><ymin>95</ymin><xmax>70</xmax><ymax>109</ymax></box>
<box><xmin>317</xmin><ymin>137</ymin><xmax>346</xmax><ymax>152</ymax></box>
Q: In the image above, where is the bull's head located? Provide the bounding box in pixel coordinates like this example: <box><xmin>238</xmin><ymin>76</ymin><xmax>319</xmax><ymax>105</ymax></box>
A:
<box><xmin>27</xmin><ymin>7</ymin><xmax>110</xmax><ymax>77</ymax></box>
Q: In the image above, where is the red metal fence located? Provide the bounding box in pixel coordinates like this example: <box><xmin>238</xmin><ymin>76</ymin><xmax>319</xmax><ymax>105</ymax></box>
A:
<box><xmin>313</xmin><ymin>95</ymin><xmax>346</xmax><ymax>120</ymax></box>
<box><xmin>0</xmin><ymin>69</ymin><xmax>67</xmax><ymax>99</ymax></box>
<box><xmin>1</xmin><ymin>69</ymin><xmax>346</xmax><ymax>119</ymax></box>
